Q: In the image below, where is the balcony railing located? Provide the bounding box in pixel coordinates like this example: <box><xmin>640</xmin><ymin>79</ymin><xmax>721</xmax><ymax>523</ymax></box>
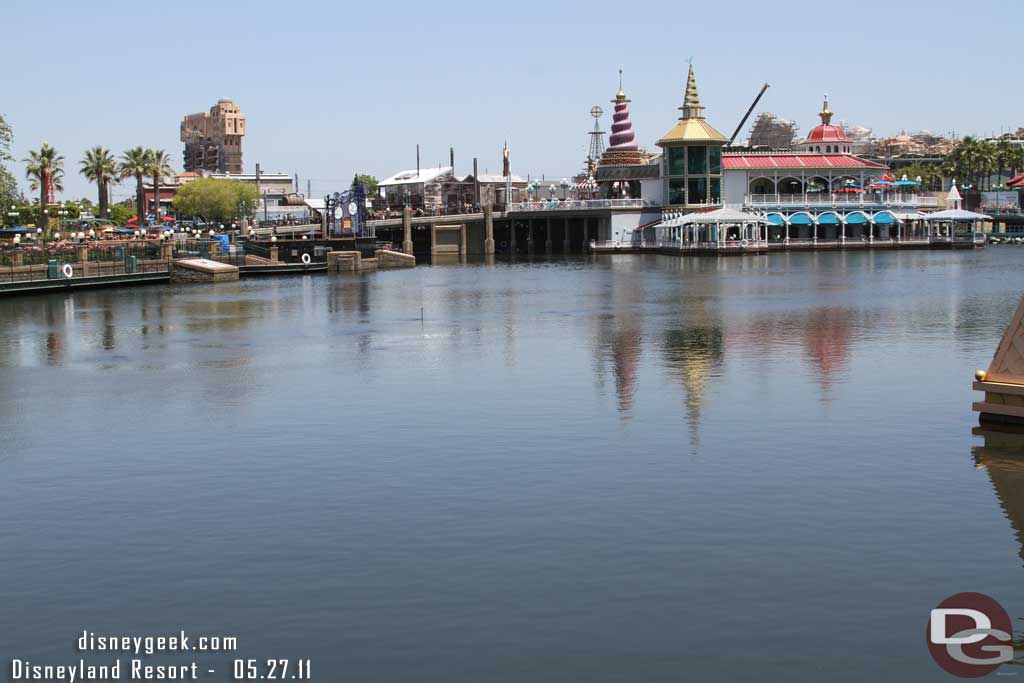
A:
<box><xmin>510</xmin><ymin>198</ymin><xmax>652</xmax><ymax>212</ymax></box>
<box><xmin>745</xmin><ymin>194</ymin><xmax>939</xmax><ymax>208</ymax></box>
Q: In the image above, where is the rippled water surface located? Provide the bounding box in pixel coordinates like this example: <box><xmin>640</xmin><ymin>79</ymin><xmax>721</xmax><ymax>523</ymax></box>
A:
<box><xmin>3</xmin><ymin>248</ymin><xmax>1024</xmax><ymax>681</ymax></box>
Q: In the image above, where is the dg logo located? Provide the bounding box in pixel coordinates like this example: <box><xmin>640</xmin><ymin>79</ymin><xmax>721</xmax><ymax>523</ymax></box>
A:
<box><xmin>927</xmin><ymin>592</ymin><xmax>1014</xmax><ymax>677</ymax></box>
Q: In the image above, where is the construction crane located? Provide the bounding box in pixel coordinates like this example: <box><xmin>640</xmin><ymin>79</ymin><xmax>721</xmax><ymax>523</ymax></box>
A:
<box><xmin>729</xmin><ymin>83</ymin><xmax>770</xmax><ymax>146</ymax></box>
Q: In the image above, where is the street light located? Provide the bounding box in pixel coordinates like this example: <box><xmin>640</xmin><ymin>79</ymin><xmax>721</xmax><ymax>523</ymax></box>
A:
<box><xmin>560</xmin><ymin>178</ymin><xmax>569</xmax><ymax>200</ymax></box>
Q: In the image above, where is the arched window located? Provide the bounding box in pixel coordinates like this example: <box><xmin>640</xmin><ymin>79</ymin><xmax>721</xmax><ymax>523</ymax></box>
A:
<box><xmin>826</xmin><ymin>146</ymin><xmax>832</xmax><ymax>153</ymax></box>
<box><xmin>816</xmin><ymin>146</ymin><xmax>821</xmax><ymax>153</ymax></box>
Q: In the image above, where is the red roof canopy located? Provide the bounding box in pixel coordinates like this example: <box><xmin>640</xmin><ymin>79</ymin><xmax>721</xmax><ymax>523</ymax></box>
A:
<box><xmin>1008</xmin><ymin>172</ymin><xmax>1024</xmax><ymax>188</ymax></box>
<box><xmin>804</xmin><ymin>124</ymin><xmax>850</xmax><ymax>144</ymax></box>
<box><xmin>722</xmin><ymin>153</ymin><xmax>888</xmax><ymax>170</ymax></box>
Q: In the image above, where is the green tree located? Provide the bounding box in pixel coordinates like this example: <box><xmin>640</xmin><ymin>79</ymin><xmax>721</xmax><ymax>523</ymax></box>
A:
<box><xmin>79</xmin><ymin>146</ymin><xmax>117</xmax><ymax>218</ymax></box>
<box><xmin>352</xmin><ymin>174</ymin><xmax>378</xmax><ymax>194</ymax></box>
<box><xmin>109</xmin><ymin>203</ymin><xmax>135</xmax><ymax>226</ymax></box>
<box><xmin>147</xmin><ymin>149</ymin><xmax>174</xmax><ymax>219</ymax></box>
<box><xmin>0</xmin><ymin>114</ymin><xmax>16</xmax><ymax>212</ymax></box>
<box><xmin>23</xmin><ymin>143</ymin><xmax>65</xmax><ymax>232</ymax></box>
<box><xmin>172</xmin><ymin>178</ymin><xmax>259</xmax><ymax>223</ymax></box>
<box><xmin>119</xmin><ymin>147</ymin><xmax>152</xmax><ymax>224</ymax></box>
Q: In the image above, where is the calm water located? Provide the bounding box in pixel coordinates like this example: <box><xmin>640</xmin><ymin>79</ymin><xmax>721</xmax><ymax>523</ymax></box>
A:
<box><xmin>3</xmin><ymin>249</ymin><xmax>1024</xmax><ymax>681</ymax></box>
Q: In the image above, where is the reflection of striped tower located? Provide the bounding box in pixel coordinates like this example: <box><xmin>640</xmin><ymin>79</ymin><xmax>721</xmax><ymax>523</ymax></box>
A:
<box><xmin>599</xmin><ymin>72</ymin><xmax>644</xmax><ymax>167</ymax></box>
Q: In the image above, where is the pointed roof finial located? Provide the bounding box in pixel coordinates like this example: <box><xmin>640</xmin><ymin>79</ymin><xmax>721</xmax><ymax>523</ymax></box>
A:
<box><xmin>679</xmin><ymin>62</ymin><xmax>705</xmax><ymax>120</ymax></box>
<box><xmin>820</xmin><ymin>93</ymin><xmax>833</xmax><ymax>126</ymax></box>
<box><xmin>616</xmin><ymin>69</ymin><xmax>626</xmax><ymax>100</ymax></box>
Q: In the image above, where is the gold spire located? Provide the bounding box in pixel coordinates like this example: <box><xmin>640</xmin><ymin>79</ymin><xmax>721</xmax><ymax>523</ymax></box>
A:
<box><xmin>679</xmin><ymin>63</ymin><xmax>705</xmax><ymax>120</ymax></box>
<box><xmin>615</xmin><ymin>69</ymin><xmax>626</xmax><ymax>101</ymax></box>
<box><xmin>819</xmin><ymin>94</ymin><xmax>833</xmax><ymax>125</ymax></box>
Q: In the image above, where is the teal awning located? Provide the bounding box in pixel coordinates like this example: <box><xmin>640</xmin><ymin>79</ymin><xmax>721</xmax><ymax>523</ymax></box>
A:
<box><xmin>789</xmin><ymin>213</ymin><xmax>813</xmax><ymax>226</ymax></box>
<box><xmin>818</xmin><ymin>213</ymin><xmax>841</xmax><ymax>225</ymax></box>
<box><xmin>874</xmin><ymin>211</ymin><xmax>896</xmax><ymax>224</ymax></box>
<box><xmin>767</xmin><ymin>213</ymin><xmax>785</xmax><ymax>226</ymax></box>
<box><xmin>846</xmin><ymin>212</ymin><xmax>869</xmax><ymax>225</ymax></box>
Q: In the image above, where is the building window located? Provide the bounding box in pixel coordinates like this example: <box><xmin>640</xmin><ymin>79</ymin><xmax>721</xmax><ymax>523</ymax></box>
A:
<box><xmin>688</xmin><ymin>146</ymin><xmax>707</xmax><ymax>174</ymax></box>
<box><xmin>668</xmin><ymin>179</ymin><xmax>686</xmax><ymax>205</ymax></box>
<box><xmin>710</xmin><ymin>178</ymin><xmax>721</xmax><ymax>204</ymax></box>
<box><xmin>668</xmin><ymin>147</ymin><xmax>686</xmax><ymax>176</ymax></box>
<box><xmin>709</xmin><ymin>146</ymin><xmax>721</xmax><ymax>174</ymax></box>
<box><xmin>688</xmin><ymin>177</ymin><xmax>707</xmax><ymax>204</ymax></box>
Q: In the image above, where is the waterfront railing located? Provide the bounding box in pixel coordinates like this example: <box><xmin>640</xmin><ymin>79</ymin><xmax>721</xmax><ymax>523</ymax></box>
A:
<box><xmin>510</xmin><ymin>199</ymin><xmax>654</xmax><ymax>212</ymax></box>
<box><xmin>745</xmin><ymin>194</ymin><xmax>939</xmax><ymax>208</ymax></box>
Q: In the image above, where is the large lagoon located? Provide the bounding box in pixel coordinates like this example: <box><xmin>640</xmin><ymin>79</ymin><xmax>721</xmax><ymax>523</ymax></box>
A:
<box><xmin>2</xmin><ymin>249</ymin><xmax>1023</xmax><ymax>681</ymax></box>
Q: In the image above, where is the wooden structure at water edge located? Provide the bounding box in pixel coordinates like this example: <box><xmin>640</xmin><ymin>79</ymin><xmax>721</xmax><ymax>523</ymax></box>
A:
<box><xmin>974</xmin><ymin>296</ymin><xmax>1024</xmax><ymax>425</ymax></box>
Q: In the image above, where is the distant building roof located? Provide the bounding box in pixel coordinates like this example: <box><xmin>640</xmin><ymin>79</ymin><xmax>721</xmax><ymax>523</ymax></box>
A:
<box><xmin>379</xmin><ymin>166</ymin><xmax>453</xmax><ymax>186</ymax></box>
<box><xmin>468</xmin><ymin>174</ymin><xmax>527</xmax><ymax>184</ymax></box>
<box><xmin>723</xmin><ymin>153</ymin><xmax>887</xmax><ymax>170</ymax></box>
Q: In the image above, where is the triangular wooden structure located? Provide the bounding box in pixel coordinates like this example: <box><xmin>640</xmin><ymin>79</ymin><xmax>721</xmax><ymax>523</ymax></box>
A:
<box><xmin>986</xmin><ymin>296</ymin><xmax>1024</xmax><ymax>384</ymax></box>
<box><xmin>974</xmin><ymin>296</ymin><xmax>1024</xmax><ymax>424</ymax></box>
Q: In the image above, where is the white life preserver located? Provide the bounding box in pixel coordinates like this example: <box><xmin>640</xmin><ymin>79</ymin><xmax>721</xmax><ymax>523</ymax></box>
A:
<box><xmin>740</xmin><ymin>239</ymin><xmax>750</xmax><ymax>248</ymax></box>
<box><xmin>301</xmin><ymin>253</ymin><xmax>312</xmax><ymax>265</ymax></box>
<box><xmin>62</xmin><ymin>263</ymin><xmax>74</xmax><ymax>278</ymax></box>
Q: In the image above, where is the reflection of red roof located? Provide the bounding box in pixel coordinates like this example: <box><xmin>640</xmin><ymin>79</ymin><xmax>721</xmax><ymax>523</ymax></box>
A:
<box><xmin>1009</xmin><ymin>172</ymin><xmax>1024</xmax><ymax>188</ymax></box>
<box><xmin>804</xmin><ymin>124</ymin><xmax>849</xmax><ymax>143</ymax></box>
<box><xmin>723</xmin><ymin>153</ymin><xmax>887</xmax><ymax>170</ymax></box>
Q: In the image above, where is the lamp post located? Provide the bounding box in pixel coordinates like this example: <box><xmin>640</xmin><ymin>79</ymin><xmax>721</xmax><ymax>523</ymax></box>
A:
<box><xmin>560</xmin><ymin>178</ymin><xmax>569</xmax><ymax>201</ymax></box>
<box><xmin>6</xmin><ymin>204</ymin><xmax>18</xmax><ymax>228</ymax></box>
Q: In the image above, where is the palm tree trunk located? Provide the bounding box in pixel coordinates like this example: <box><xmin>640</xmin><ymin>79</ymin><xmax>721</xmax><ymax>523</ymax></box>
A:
<box><xmin>98</xmin><ymin>177</ymin><xmax>108</xmax><ymax>219</ymax></box>
<box><xmin>153</xmin><ymin>174</ymin><xmax>160</xmax><ymax>220</ymax></box>
<box><xmin>136</xmin><ymin>174</ymin><xmax>144</xmax><ymax>228</ymax></box>
<box><xmin>40</xmin><ymin>172</ymin><xmax>48</xmax><ymax>236</ymax></box>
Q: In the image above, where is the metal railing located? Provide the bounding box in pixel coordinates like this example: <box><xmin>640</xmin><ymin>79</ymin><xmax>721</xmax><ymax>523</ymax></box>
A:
<box><xmin>745</xmin><ymin>194</ymin><xmax>939</xmax><ymax>208</ymax></box>
<box><xmin>511</xmin><ymin>198</ymin><xmax>653</xmax><ymax>212</ymax></box>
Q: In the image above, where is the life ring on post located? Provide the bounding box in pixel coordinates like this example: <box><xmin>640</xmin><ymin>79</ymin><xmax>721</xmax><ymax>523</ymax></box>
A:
<box><xmin>301</xmin><ymin>253</ymin><xmax>312</xmax><ymax>265</ymax></box>
<box><xmin>62</xmin><ymin>263</ymin><xmax>74</xmax><ymax>279</ymax></box>
<box><xmin>740</xmin><ymin>239</ymin><xmax>750</xmax><ymax>248</ymax></box>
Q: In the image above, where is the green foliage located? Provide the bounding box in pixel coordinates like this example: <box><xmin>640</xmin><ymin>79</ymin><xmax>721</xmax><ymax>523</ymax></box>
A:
<box><xmin>353</xmin><ymin>174</ymin><xmax>378</xmax><ymax>194</ymax></box>
<box><xmin>4</xmin><ymin>203</ymin><xmax>81</xmax><ymax>227</ymax></box>
<box><xmin>0</xmin><ymin>114</ymin><xmax>12</xmax><ymax>163</ymax></box>
<box><xmin>80</xmin><ymin>146</ymin><xmax>117</xmax><ymax>218</ymax></box>
<box><xmin>172</xmin><ymin>178</ymin><xmax>260</xmax><ymax>222</ymax></box>
<box><xmin>893</xmin><ymin>163</ymin><xmax>943</xmax><ymax>191</ymax></box>
<box><xmin>109</xmin><ymin>204</ymin><xmax>136</xmax><ymax>226</ymax></box>
<box><xmin>24</xmin><ymin>143</ymin><xmax>65</xmax><ymax>196</ymax></box>
<box><xmin>942</xmin><ymin>137</ymin><xmax>1024</xmax><ymax>190</ymax></box>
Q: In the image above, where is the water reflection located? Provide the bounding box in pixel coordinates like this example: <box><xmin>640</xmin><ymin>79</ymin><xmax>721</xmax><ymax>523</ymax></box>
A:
<box><xmin>973</xmin><ymin>427</ymin><xmax>1024</xmax><ymax>565</ymax></box>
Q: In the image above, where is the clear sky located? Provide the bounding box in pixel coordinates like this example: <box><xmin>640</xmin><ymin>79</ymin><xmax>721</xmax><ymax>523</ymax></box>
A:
<box><xmin>3</xmin><ymin>0</ymin><xmax>1021</xmax><ymax>201</ymax></box>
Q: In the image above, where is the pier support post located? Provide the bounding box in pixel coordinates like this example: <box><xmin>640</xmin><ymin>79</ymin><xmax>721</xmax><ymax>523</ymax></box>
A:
<box><xmin>527</xmin><ymin>220</ymin><xmax>535</xmax><ymax>254</ymax></box>
<box><xmin>402</xmin><ymin>207</ymin><xmax>413</xmax><ymax>255</ymax></box>
<box><xmin>545</xmin><ymin>217</ymin><xmax>552</xmax><ymax>253</ymax></box>
<box><xmin>563</xmin><ymin>217</ymin><xmax>571</xmax><ymax>253</ymax></box>
<box><xmin>484</xmin><ymin>205</ymin><xmax>495</xmax><ymax>255</ymax></box>
<box><xmin>584</xmin><ymin>217</ymin><xmax>591</xmax><ymax>251</ymax></box>
<box><xmin>510</xmin><ymin>219</ymin><xmax>517</xmax><ymax>254</ymax></box>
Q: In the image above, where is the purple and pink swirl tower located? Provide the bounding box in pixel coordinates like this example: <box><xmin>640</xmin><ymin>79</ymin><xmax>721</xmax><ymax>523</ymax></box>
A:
<box><xmin>600</xmin><ymin>78</ymin><xmax>644</xmax><ymax>167</ymax></box>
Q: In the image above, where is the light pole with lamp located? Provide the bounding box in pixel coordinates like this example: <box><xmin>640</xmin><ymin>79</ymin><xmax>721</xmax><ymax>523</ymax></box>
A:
<box><xmin>560</xmin><ymin>178</ymin><xmax>569</xmax><ymax>201</ymax></box>
<box><xmin>7</xmin><ymin>204</ymin><xmax>19</xmax><ymax>228</ymax></box>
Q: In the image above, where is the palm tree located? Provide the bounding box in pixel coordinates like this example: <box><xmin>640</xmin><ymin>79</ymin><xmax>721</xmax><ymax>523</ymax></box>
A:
<box><xmin>79</xmin><ymin>146</ymin><xmax>117</xmax><ymax>219</ymax></box>
<box><xmin>23</xmin><ymin>143</ymin><xmax>65</xmax><ymax>232</ymax></box>
<box><xmin>146</xmin><ymin>149</ymin><xmax>174</xmax><ymax>220</ymax></box>
<box><xmin>119</xmin><ymin>147</ymin><xmax>152</xmax><ymax>226</ymax></box>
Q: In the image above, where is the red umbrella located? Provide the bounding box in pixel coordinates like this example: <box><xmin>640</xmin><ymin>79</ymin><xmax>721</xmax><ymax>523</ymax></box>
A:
<box><xmin>161</xmin><ymin>216</ymin><xmax>175</xmax><ymax>222</ymax></box>
<box><xmin>126</xmin><ymin>216</ymin><xmax>139</xmax><ymax>223</ymax></box>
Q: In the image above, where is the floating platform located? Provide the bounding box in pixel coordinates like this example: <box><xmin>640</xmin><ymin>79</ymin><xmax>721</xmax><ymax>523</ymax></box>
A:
<box><xmin>170</xmin><ymin>258</ymin><xmax>239</xmax><ymax>283</ymax></box>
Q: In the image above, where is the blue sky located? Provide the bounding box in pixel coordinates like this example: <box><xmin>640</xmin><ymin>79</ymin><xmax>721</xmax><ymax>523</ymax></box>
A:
<box><xmin>3</xmin><ymin>0</ymin><xmax>1021</xmax><ymax>201</ymax></box>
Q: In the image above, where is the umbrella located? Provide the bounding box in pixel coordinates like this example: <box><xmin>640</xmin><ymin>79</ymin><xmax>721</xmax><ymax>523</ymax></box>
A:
<box><xmin>161</xmin><ymin>216</ymin><xmax>175</xmax><ymax>222</ymax></box>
